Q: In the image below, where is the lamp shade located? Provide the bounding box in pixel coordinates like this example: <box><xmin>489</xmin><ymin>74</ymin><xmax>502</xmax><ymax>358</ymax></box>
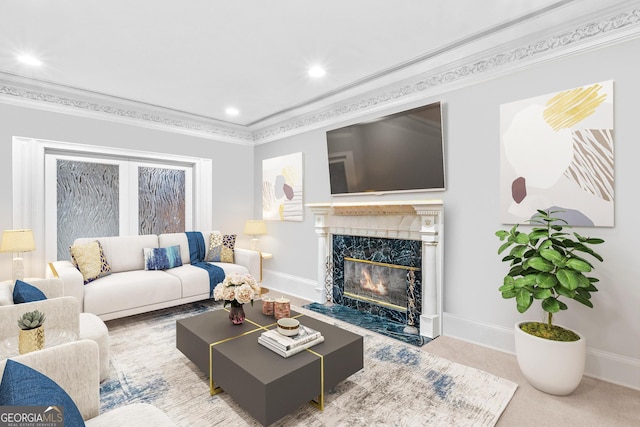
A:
<box><xmin>0</xmin><ymin>229</ymin><xmax>36</xmax><ymax>253</ymax></box>
<box><xmin>244</xmin><ymin>220</ymin><xmax>267</xmax><ymax>236</ymax></box>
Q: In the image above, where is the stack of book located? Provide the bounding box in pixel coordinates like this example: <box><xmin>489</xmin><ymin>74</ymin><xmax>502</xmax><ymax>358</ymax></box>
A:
<box><xmin>258</xmin><ymin>325</ymin><xmax>324</xmax><ymax>358</ymax></box>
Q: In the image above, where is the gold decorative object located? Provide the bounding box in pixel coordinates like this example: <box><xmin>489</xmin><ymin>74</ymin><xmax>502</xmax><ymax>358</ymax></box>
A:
<box><xmin>19</xmin><ymin>326</ymin><xmax>45</xmax><ymax>354</ymax></box>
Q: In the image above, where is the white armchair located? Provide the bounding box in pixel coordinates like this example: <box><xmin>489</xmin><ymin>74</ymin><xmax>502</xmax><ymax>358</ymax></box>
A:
<box><xmin>0</xmin><ymin>340</ymin><xmax>175</xmax><ymax>426</ymax></box>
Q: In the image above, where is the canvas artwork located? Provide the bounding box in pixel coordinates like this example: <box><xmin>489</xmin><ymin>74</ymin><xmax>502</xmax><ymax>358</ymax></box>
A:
<box><xmin>499</xmin><ymin>80</ymin><xmax>614</xmax><ymax>226</ymax></box>
<box><xmin>262</xmin><ymin>152</ymin><xmax>303</xmax><ymax>221</ymax></box>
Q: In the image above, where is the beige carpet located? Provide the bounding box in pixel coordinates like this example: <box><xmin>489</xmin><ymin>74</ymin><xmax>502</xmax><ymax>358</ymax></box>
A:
<box><xmin>101</xmin><ymin>300</ymin><xmax>518</xmax><ymax>426</ymax></box>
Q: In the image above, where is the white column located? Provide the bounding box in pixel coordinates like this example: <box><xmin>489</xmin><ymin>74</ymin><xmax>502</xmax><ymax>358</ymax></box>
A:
<box><xmin>308</xmin><ymin>205</ymin><xmax>332</xmax><ymax>303</ymax></box>
<box><xmin>415</xmin><ymin>205</ymin><xmax>442</xmax><ymax>339</ymax></box>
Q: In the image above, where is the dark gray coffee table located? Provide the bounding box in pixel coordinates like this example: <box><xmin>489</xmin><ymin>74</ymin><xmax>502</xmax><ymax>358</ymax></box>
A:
<box><xmin>176</xmin><ymin>303</ymin><xmax>363</xmax><ymax>426</ymax></box>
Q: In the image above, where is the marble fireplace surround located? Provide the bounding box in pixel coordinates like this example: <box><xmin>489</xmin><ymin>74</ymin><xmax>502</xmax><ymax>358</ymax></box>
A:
<box><xmin>307</xmin><ymin>200</ymin><xmax>443</xmax><ymax>338</ymax></box>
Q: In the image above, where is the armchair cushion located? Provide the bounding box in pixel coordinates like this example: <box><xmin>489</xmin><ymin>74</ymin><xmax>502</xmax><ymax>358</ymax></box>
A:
<box><xmin>0</xmin><ymin>359</ymin><xmax>84</xmax><ymax>426</ymax></box>
<box><xmin>12</xmin><ymin>280</ymin><xmax>47</xmax><ymax>304</ymax></box>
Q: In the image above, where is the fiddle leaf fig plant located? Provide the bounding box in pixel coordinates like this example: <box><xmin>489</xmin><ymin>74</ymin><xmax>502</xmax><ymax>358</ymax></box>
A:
<box><xmin>496</xmin><ymin>209</ymin><xmax>604</xmax><ymax>339</ymax></box>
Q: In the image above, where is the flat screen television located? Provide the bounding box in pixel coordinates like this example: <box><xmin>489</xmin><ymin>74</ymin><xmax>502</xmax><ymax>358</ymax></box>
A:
<box><xmin>326</xmin><ymin>101</ymin><xmax>445</xmax><ymax>195</ymax></box>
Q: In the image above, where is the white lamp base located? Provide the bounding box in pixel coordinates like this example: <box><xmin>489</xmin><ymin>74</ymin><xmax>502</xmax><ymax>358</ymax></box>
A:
<box><xmin>250</xmin><ymin>237</ymin><xmax>260</xmax><ymax>252</ymax></box>
<box><xmin>12</xmin><ymin>256</ymin><xmax>25</xmax><ymax>281</ymax></box>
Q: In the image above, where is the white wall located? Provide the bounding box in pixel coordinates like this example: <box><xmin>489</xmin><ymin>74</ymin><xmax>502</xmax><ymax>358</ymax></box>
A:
<box><xmin>0</xmin><ymin>103</ymin><xmax>255</xmax><ymax>278</ymax></box>
<box><xmin>253</xmin><ymin>37</ymin><xmax>640</xmax><ymax>389</ymax></box>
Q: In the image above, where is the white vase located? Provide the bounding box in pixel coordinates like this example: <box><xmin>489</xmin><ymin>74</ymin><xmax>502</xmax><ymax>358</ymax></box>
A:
<box><xmin>514</xmin><ymin>321</ymin><xmax>586</xmax><ymax>395</ymax></box>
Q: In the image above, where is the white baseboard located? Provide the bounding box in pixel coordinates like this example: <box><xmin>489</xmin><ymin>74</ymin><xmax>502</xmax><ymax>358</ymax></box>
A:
<box><xmin>262</xmin><ymin>269</ymin><xmax>322</xmax><ymax>303</ymax></box>
<box><xmin>443</xmin><ymin>312</ymin><xmax>640</xmax><ymax>391</ymax></box>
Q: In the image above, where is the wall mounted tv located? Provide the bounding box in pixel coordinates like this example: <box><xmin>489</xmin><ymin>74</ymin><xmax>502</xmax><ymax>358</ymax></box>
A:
<box><xmin>326</xmin><ymin>101</ymin><xmax>445</xmax><ymax>195</ymax></box>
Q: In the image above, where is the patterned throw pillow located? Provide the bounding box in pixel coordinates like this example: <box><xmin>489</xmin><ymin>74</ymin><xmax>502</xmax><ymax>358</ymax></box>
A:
<box><xmin>143</xmin><ymin>245</ymin><xmax>183</xmax><ymax>270</ymax></box>
<box><xmin>205</xmin><ymin>233</ymin><xmax>236</xmax><ymax>263</ymax></box>
<box><xmin>0</xmin><ymin>360</ymin><xmax>84</xmax><ymax>427</ymax></box>
<box><xmin>69</xmin><ymin>240</ymin><xmax>112</xmax><ymax>284</ymax></box>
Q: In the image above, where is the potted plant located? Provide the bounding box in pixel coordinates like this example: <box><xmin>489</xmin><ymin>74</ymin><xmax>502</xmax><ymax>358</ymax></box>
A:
<box><xmin>495</xmin><ymin>209</ymin><xmax>604</xmax><ymax>395</ymax></box>
<box><xmin>18</xmin><ymin>309</ymin><xmax>46</xmax><ymax>354</ymax></box>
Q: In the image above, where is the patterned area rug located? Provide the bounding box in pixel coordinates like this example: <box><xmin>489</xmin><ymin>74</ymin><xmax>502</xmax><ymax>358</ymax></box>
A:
<box><xmin>101</xmin><ymin>300</ymin><xmax>517</xmax><ymax>426</ymax></box>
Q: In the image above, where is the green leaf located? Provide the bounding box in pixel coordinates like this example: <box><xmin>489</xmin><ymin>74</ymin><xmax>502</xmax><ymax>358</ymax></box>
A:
<box><xmin>536</xmin><ymin>272</ymin><xmax>558</xmax><ymax>289</ymax></box>
<box><xmin>527</xmin><ymin>257</ymin><xmax>554</xmax><ymax>272</ymax></box>
<box><xmin>514</xmin><ymin>232</ymin><xmax>530</xmax><ymax>244</ymax></box>
<box><xmin>516</xmin><ymin>289</ymin><xmax>532</xmax><ymax>313</ymax></box>
<box><xmin>533</xmin><ymin>288</ymin><xmax>553</xmax><ymax>299</ymax></box>
<box><xmin>557</xmin><ymin>268</ymin><xmax>581</xmax><ymax>290</ymax></box>
<box><xmin>541</xmin><ymin>297</ymin><xmax>561</xmax><ymax>313</ymax></box>
<box><xmin>566</xmin><ymin>258</ymin><xmax>592</xmax><ymax>272</ymax></box>
<box><xmin>501</xmin><ymin>290</ymin><xmax>517</xmax><ymax>299</ymax></box>
<box><xmin>573</xmin><ymin>294</ymin><xmax>594</xmax><ymax>308</ymax></box>
<box><xmin>509</xmin><ymin>245</ymin><xmax>529</xmax><ymax>258</ymax></box>
<box><xmin>576</xmin><ymin>288</ymin><xmax>592</xmax><ymax>300</ymax></box>
<box><xmin>558</xmin><ymin>300</ymin><xmax>568</xmax><ymax>310</ymax></box>
<box><xmin>540</xmin><ymin>248</ymin><xmax>563</xmax><ymax>263</ymax></box>
<box><xmin>499</xmin><ymin>283</ymin><xmax>514</xmax><ymax>292</ymax></box>
<box><xmin>498</xmin><ymin>241</ymin><xmax>513</xmax><ymax>255</ymax></box>
<box><xmin>556</xmin><ymin>285</ymin><xmax>576</xmax><ymax>299</ymax></box>
<box><xmin>495</xmin><ymin>230</ymin><xmax>509</xmax><ymax>239</ymax></box>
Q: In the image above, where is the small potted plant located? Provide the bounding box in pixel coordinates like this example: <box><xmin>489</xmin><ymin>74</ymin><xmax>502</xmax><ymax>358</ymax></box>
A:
<box><xmin>18</xmin><ymin>309</ymin><xmax>46</xmax><ymax>354</ymax></box>
<box><xmin>495</xmin><ymin>209</ymin><xmax>604</xmax><ymax>395</ymax></box>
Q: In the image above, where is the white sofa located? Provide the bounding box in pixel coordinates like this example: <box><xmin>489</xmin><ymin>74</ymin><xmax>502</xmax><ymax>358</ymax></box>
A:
<box><xmin>49</xmin><ymin>232</ymin><xmax>260</xmax><ymax>321</ymax></box>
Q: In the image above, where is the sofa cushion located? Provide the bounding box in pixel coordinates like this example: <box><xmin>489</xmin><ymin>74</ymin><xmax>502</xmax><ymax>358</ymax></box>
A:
<box><xmin>70</xmin><ymin>240</ymin><xmax>112</xmax><ymax>284</ymax></box>
<box><xmin>143</xmin><ymin>246</ymin><xmax>183</xmax><ymax>270</ymax></box>
<box><xmin>158</xmin><ymin>233</ymin><xmax>191</xmax><ymax>264</ymax></box>
<box><xmin>13</xmin><ymin>279</ymin><xmax>47</xmax><ymax>304</ymax></box>
<box><xmin>0</xmin><ymin>359</ymin><xmax>84</xmax><ymax>427</ymax></box>
<box><xmin>162</xmin><ymin>265</ymin><xmax>211</xmax><ymax>297</ymax></box>
<box><xmin>83</xmin><ymin>270</ymin><xmax>181</xmax><ymax>316</ymax></box>
<box><xmin>205</xmin><ymin>233</ymin><xmax>236</xmax><ymax>263</ymax></box>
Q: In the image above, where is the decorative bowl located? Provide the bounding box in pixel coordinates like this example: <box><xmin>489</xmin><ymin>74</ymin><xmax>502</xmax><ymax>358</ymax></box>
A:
<box><xmin>276</xmin><ymin>318</ymin><xmax>300</xmax><ymax>336</ymax></box>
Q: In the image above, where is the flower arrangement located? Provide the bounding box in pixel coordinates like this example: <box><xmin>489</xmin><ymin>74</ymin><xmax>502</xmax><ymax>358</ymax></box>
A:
<box><xmin>213</xmin><ymin>273</ymin><xmax>261</xmax><ymax>307</ymax></box>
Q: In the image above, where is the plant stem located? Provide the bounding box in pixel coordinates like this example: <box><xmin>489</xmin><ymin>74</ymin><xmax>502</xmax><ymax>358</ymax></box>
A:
<box><xmin>547</xmin><ymin>312</ymin><xmax>553</xmax><ymax>326</ymax></box>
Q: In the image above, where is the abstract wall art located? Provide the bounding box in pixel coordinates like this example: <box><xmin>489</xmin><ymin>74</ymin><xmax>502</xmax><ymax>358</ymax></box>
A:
<box><xmin>499</xmin><ymin>80</ymin><xmax>614</xmax><ymax>226</ymax></box>
<box><xmin>262</xmin><ymin>152</ymin><xmax>303</xmax><ymax>221</ymax></box>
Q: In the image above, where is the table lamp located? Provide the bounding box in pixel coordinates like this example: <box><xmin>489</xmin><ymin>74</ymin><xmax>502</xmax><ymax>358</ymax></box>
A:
<box><xmin>244</xmin><ymin>220</ymin><xmax>267</xmax><ymax>251</ymax></box>
<box><xmin>0</xmin><ymin>229</ymin><xmax>36</xmax><ymax>281</ymax></box>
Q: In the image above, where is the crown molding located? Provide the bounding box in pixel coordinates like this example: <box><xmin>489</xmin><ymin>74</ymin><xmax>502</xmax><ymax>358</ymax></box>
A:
<box><xmin>1</xmin><ymin>3</ymin><xmax>639</xmax><ymax>146</ymax></box>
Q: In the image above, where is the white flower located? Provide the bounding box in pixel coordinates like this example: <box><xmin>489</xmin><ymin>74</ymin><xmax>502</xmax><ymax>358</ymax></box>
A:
<box><xmin>222</xmin><ymin>286</ymin><xmax>236</xmax><ymax>301</ymax></box>
<box><xmin>235</xmin><ymin>283</ymin><xmax>254</xmax><ymax>304</ymax></box>
<box><xmin>213</xmin><ymin>283</ymin><xmax>225</xmax><ymax>301</ymax></box>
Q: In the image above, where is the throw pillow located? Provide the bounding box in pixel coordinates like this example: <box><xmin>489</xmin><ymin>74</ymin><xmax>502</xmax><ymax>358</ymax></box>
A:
<box><xmin>69</xmin><ymin>240</ymin><xmax>112</xmax><ymax>284</ymax></box>
<box><xmin>0</xmin><ymin>359</ymin><xmax>84</xmax><ymax>427</ymax></box>
<box><xmin>205</xmin><ymin>233</ymin><xmax>236</xmax><ymax>263</ymax></box>
<box><xmin>143</xmin><ymin>245</ymin><xmax>183</xmax><ymax>270</ymax></box>
<box><xmin>12</xmin><ymin>279</ymin><xmax>47</xmax><ymax>304</ymax></box>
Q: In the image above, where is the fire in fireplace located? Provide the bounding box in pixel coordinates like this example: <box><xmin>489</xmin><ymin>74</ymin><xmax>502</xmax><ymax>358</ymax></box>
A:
<box><xmin>343</xmin><ymin>257</ymin><xmax>419</xmax><ymax>311</ymax></box>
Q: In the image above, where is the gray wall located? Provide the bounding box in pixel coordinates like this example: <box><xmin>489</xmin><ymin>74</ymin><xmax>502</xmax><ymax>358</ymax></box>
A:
<box><xmin>0</xmin><ymin>103</ymin><xmax>254</xmax><ymax>276</ymax></box>
<box><xmin>253</xmin><ymin>37</ymin><xmax>640</xmax><ymax>386</ymax></box>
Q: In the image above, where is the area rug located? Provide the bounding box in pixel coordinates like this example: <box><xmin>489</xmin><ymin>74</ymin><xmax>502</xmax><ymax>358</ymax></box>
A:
<box><xmin>101</xmin><ymin>300</ymin><xmax>517</xmax><ymax>426</ymax></box>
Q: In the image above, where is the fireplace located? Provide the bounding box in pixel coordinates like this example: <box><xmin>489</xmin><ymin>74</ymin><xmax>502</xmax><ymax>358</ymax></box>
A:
<box><xmin>343</xmin><ymin>258</ymin><xmax>413</xmax><ymax>311</ymax></box>
<box><xmin>308</xmin><ymin>200</ymin><xmax>443</xmax><ymax>338</ymax></box>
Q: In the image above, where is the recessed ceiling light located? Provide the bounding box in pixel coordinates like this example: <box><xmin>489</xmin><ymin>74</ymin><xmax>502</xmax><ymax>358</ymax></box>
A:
<box><xmin>225</xmin><ymin>107</ymin><xmax>239</xmax><ymax>116</ymax></box>
<box><xmin>308</xmin><ymin>66</ymin><xmax>326</xmax><ymax>78</ymax></box>
<box><xmin>16</xmin><ymin>54</ymin><xmax>42</xmax><ymax>67</ymax></box>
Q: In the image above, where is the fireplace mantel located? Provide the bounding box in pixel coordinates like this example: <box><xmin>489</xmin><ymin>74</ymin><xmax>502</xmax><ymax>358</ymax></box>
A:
<box><xmin>307</xmin><ymin>200</ymin><xmax>443</xmax><ymax>338</ymax></box>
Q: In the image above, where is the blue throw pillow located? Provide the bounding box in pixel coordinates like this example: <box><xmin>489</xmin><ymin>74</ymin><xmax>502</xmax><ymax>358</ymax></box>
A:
<box><xmin>0</xmin><ymin>359</ymin><xmax>85</xmax><ymax>426</ymax></box>
<box><xmin>143</xmin><ymin>245</ymin><xmax>183</xmax><ymax>270</ymax></box>
<box><xmin>13</xmin><ymin>280</ymin><xmax>47</xmax><ymax>304</ymax></box>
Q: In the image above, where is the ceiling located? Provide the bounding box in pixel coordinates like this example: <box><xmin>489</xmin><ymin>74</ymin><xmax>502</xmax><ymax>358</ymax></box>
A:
<box><xmin>0</xmin><ymin>0</ymin><xmax>633</xmax><ymax>134</ymax></box>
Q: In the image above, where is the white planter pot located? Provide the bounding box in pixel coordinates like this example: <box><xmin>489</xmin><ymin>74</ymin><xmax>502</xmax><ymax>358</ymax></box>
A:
<box><xmin>514</xmin><ymin>321</ymin><xmax>586</xmax><ymax>395</ymax></box>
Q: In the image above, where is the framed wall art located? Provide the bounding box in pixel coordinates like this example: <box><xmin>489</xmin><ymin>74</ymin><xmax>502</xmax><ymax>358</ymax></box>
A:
<box><xmin>499</xmin><ymin>80</ymin><xmax>614</xmax><ymax>226</ymax></box>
